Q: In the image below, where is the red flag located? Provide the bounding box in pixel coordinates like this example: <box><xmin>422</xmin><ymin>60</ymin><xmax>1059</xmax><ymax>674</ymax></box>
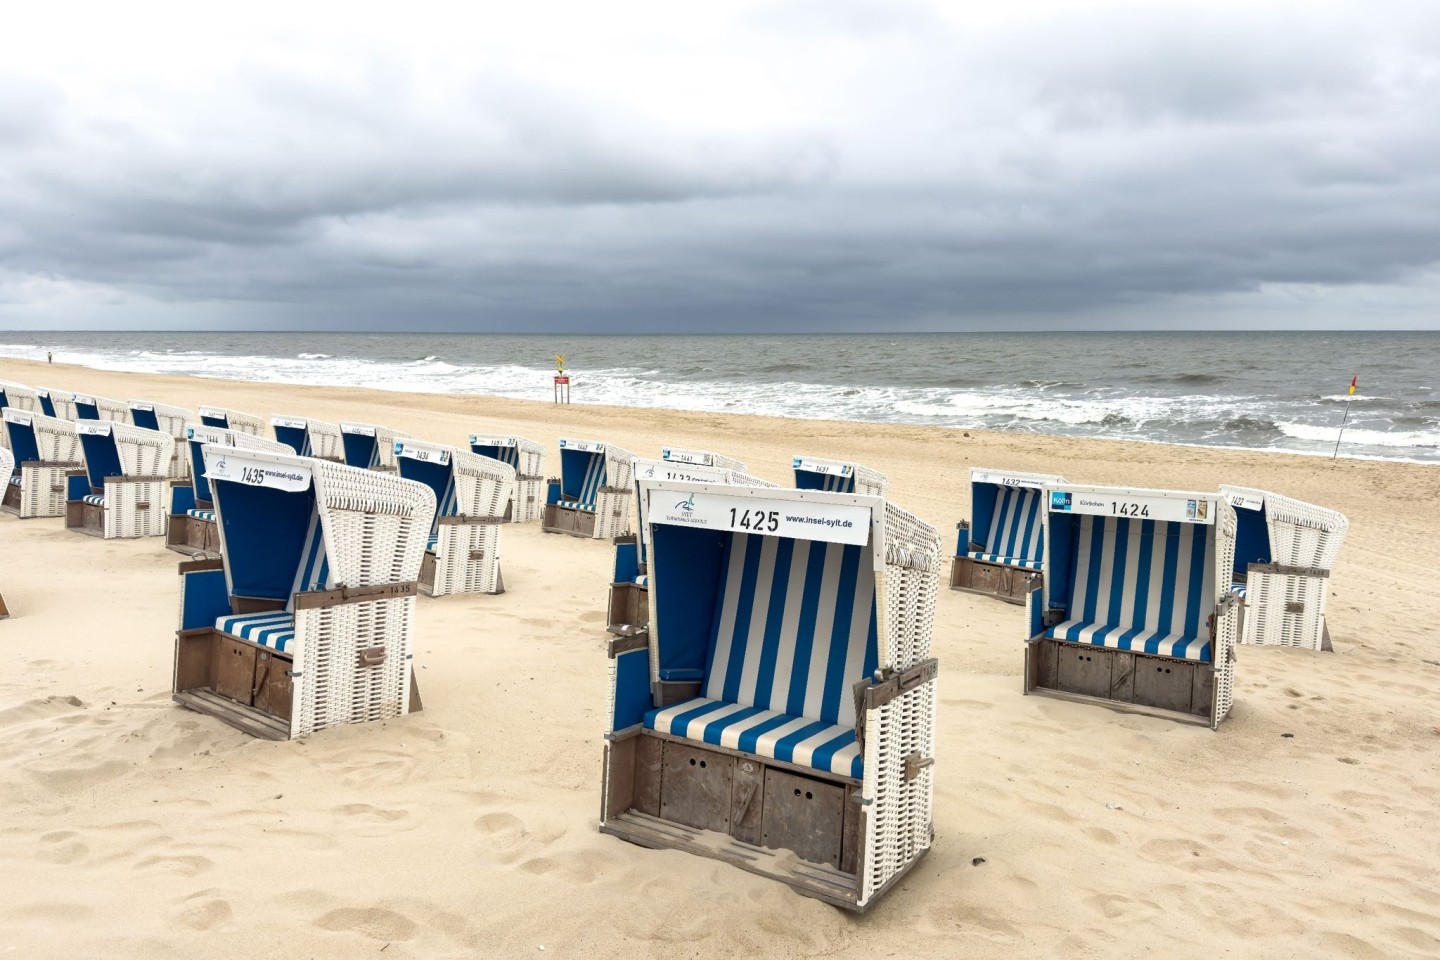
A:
<box><xmin>1349</xmin><ymin>375</ymin><xmax>1358</xmax><ymax>396</ymax></box>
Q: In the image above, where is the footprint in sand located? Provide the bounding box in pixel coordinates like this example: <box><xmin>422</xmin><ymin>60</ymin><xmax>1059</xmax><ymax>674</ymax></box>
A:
<box><xmin>332</xmin><ymin>803</ymin><xmax>409</xmax><ymax>822</ymax></box>
<box><xmin>134</xmin><ymin>854</ymin><xmax>214</xmax><ymax>878</ymax></box>
<box><xmin>314</xmin><ymin>907</ymin><xmax>419</xmax><ymax>941</ymax></box>
<box><xmin>177</xmin><ymin>890</ymin><xmax>233</xmax><ymax>931</ymax></box>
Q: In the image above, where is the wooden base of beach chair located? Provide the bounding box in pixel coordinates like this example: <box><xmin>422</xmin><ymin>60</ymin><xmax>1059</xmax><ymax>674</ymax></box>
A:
<box><xmin>601</xmin><ymin>729</ymin><xmax>895</xmax><ymax>911</ymax></box>
<box><xmin>542</xmin><ymin>502</ymin><xmax>599</xmax><ymax>538</ymax></box>
<box><xmin>64</xmin><ymin>498</ymin><xmax>106</xmax><ymax>537</ymax></box>
<box><xmin>3</xmin><ymin>463</ymin><xmax>76</xmax><ymax>518</ymax></box>
<box><xmin>1024</xmin><ymin>637</ymin><xmax>1215</xmax><ymax>727</ymax></box>
<box><xmin>0</xmin><ymin>481</ymin><xmax>18</xmax><ymax>514</ymax></box>
<box><xmin>606</xmin><ymin>582</ymin><xmax>648</xmax><ymax>636</ymax></box>
<box><xmin>948</xmin><ymin>555</ymin><xmax>1036</xmax><ymax>605</ymax></box>
<box><xmin>174</xmin><ymin>628</ymin><xmax>424</xmax><ymax>739</ymax></box>
<box><xmin>165</xmin><ymin>513</ymin><xmax>221</xmax><ymax>557</ymax></box>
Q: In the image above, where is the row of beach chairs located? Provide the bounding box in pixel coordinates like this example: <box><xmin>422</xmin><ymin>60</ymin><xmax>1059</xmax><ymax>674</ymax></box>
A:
<box><xmin>0</xmin><ymin>375</ymin><xmax>1349</xmax><ymax>913</ymax></box>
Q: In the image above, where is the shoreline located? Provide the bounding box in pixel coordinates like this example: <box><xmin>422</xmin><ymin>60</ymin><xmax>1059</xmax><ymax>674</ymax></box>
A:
<box><xmin>2</xmin><ymin>357</ymin><xmax>1439</xmax><ymax>958</ymax></box>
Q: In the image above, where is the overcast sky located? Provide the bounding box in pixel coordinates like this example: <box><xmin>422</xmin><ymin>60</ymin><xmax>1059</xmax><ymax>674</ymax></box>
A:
<box><xmin>1</xmin><ymin>0</ymin><xmax>1438</xmax><ymax>331</ymax></box>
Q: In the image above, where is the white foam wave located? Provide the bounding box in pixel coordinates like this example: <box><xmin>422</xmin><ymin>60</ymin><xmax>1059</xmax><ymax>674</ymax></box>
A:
<box><xmin>1276</xmin><ymin>422</ymin><xmax>1440</xmax><ymax>448</ymax></box>
<box><xmin>298</xmin><ymin>352</ymin><xmax>332</xmax><ymax>359</ymax></box>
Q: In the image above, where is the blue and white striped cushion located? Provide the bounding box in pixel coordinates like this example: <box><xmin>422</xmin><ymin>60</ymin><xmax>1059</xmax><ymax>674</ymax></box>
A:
<box><xmin>9</xmin><ymin>475</ymin><xmax>22</xmax><ymax>487</ymax></box>
<box><xmin>578</xmin><ymin>455</ymin><xmax>605</xmax><ymax>507</ymax></box>
<box><xmin>634</xmin><ymin>575</ymin><xmax>648</xmax><ymax>587</ymax></box>
<box><xmin>818</xmin><ymin>472</ymin><xmax>855</xmax><ymax>493</ymax></box>
<box><xmin>426</xmin><ymin>535</ymin><xmax>439</xmax><ymax>552</ymax></box>
<box><xmin>83</xmin><ymin>494</ymin><xmax>106</xmax><ymax>506</ymax></box>
<box><xmin>287</xmin><ymin>512</ymin><xmax>329</xmax><ymax>609</ymax></box>
<box><xmin>1231</xmin><ymin>581</ymin><xmax>1246</xmax><ymax>599</ymax></box>
<box><xmin>558</xmin><ymin>500</ymin><xmax>596</xmax><ymax>512</ymax></box>
<box><xmin>968</xmin><ymin>551</ymin><xmax>1043</xmax><ymax>570</ymax></box>
<box><xmin>979</xmin><ymin>486</ymin><xmax>1044</xmax><ymax>567</ymax></box>
<box><xmin>186</xmin><ymin>508</ymin><xmax>216</xmax><ymax>522</ymax></box>
<box><xmin>1046</xmin><ymin>515</ymin><xmax>1215</xmax><ymax>663</ymax></box>
<box><xmin>704</xmin><ymin>533</ymin><xmax>878</xmax><ymax>729</ymax></box>
<box><xmin>216</xmin><ymin>612</ymin><xmax>296</xmax><ymax>652</ymax></box>
<box><xmin>645</xmin><ymin>697</ymin><xmax>863</xmax><ymax>779</ymax></box>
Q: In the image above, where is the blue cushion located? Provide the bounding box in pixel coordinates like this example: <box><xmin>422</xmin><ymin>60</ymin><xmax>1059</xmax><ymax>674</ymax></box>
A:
<box><xmin>83</xmin><ymin>494</ymin><xmax>106</xmax><ymax>507</ymax></box>
<box><xmin>216</xmin><ymin>612</ymin><xmax>296</xmax><ymax>652</ymax></box>
<box><xmin>186</xmin><ymin>508</ymin><xmax>216</xmax><ymax>522</ymax></box>
<box><xmin>967</xmin><ymin>550</ymin><xmax>1042</xmax><ymax>571</ymax></box>
<box><xmin>1046</xmin><ymin>514</ymin><xmax>1215</xmax><ymax>663</ymax></box>
<box><xmin>645</xmin><ymin>697</ymin><xmax>862</xmax><ymax>779</ymax></box>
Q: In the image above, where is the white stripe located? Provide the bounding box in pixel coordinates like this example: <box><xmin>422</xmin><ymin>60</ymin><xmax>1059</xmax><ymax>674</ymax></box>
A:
<box><xmin>735</xmin><ymin>536</ymin><xmax>777</xmax><ymax>706</ymax></box>
<box><xmin>827</xmin><ymin>740</ymin><xmax>861</xmax><ymax>776</ymax></box>
<box><xmin>717</xmin><ymin>709</ymin><xmax>783</xmax><ymax>750</ymax></box>
<box><xmin>1070</xmin><ymin>515</ymin><xmax>1094</xmax><ymax>624</ymax></box>
<box><xmin>835</xmin><ymin>546</ymin><xmax>875</xmax><ymax>728</ymax></box>
<box><xmin>650</xmin><ymin>699</ymin><xmax>711</xmax><ymax>734</ymax></box>
<box><xmin>802</xmin><ymin>544</ymin><xmax>844</xmax><ymax>719</ymax></box>
<box><xmin>789</xmin><ymin>725</ymin><xmax>844</xmax><ymax>770</ymax></box>
<box><xmin>766</xmin><ymin>539</ymin><xmax>810</xmax><ymax>711</ymax></box>
<box><xmin>749</xmin><ymin>716</ymin><xmax>812</xmax><ymax>757</ymax></box>
<box><xmin>1170</xmin><ymin>524</ymin><xmax>1194</xmax><ymax>642</ymax></box>
<box><xmin>704</xmin><ymin>534</ymin><xmax>749</xmax><ymax>701</ymax></box>
<box><xmin>683</xmin><ymin>701</ymin><xmax>750</xmax><ymax>739</ymax></box>
<box><xmin>1116</xmin><ymin>519</ymin><xmax>1143</xmax><ymax>635</ymax></box>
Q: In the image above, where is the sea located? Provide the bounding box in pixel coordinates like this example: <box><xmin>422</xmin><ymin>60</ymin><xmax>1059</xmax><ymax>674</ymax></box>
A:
<box><xmin>1</xmin><ymin>331</ymin><xmax>1436</xmax><ymax>463</ymax></box>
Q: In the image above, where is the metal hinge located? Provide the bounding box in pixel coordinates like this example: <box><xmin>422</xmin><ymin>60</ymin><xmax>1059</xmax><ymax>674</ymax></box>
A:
<box><xmin>904</xmin><ymin>753</ymin><xmax>934</xmax><ymax>782</ymax></box>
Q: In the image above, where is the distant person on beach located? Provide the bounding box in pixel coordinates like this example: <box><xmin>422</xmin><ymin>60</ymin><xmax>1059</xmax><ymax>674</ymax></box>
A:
<box><xmin>47</xmin><ymin>351</ymin><xmax>52</xmax><ymax>364</ymax></box>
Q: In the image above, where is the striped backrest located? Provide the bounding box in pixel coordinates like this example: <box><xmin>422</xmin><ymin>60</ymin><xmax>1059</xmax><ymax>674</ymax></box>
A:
<box><xmin>1066</xmin><ymin>515</ymin><xmax>1215</xmax><ymax>645</ymax></box>
<box><xmin>703</xmin><ymin>532</ymin><xmax>879</xmax><ymax>728</ymax></box>
<box><xmin>473</xmin><ymin>443</ymin><xmax>520</xmax><ymax>469</ymax></box>
<box><xmin>984</xmin><ymin>485</ymin><xmax>1044</xmax><ymax>564</ymax></box>
<box><xmin>287</xmin><ymin>509</ymin><xmax>330</xmax><ymax>608</ymax></box>
<box><xmin>561</xmin><ymin>448</ymin><xmax>606</xmax><ymax>506</ymax></box>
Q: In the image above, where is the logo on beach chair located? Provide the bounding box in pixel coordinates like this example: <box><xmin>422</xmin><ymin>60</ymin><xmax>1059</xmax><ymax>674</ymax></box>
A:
<box><xmin>1050</xmin><ymin>491</ymin><xmax>1072</xmax><ymax>511</ymax></box>
<box><xmin>675</xmin><ymin>493</ymin><xmax>696</xmax><ymax>514</ymax></box>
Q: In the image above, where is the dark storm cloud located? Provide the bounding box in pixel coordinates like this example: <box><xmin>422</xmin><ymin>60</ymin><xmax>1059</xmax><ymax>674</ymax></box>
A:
<box><xmin>1</xmin><ymin>1</ymin><xmax>1439</xmax><ymax>330</ymax></box>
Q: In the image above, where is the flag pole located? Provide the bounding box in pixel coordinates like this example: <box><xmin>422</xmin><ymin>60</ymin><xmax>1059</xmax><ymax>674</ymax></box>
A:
<box><xmin>1332</xmin><ymin>374</ymin><xmax>1356</xmax><ymax>460</ymax></box>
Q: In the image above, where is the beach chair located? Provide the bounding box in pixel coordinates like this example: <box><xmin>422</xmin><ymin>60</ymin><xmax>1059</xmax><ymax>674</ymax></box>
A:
<box><xmin>542</xmin><ymin>439</ymin><xmax>637</xmax><ymax>539</ymax></box>
<box><xmin>172</xmin><ymin>445</ymin><xmax>433</xmax><ymax>740</ymax></box>
<box><xmin>0</xmin><ymin>380</ymin><xmax>42</xmax><ymax>451</ymax></box>
<box><xmin>35</xmin><ymin>388</ymin><xmax>78</xmax><ymax>421</ymax></box>
<box><xmin>340</xmin><ymin>421</ymin><xmax>411</xmax><ymax>472</ymax></box>
<box><xmin>65</xmin><ymin>421</ymin><xmax>175</xmax><ymax>538</ymax></box>
<box><xmin>793</xmin><ymin>456</ymin><xmax>888</xmax><ymax>496</ymax></box>
<box><xmin>1</xmin><ymin>410</ymin><xmax>83</xmax><ymax>519</ymax></box>
<box><xmin>129</xmin><ymin>400</ymin><xmax>195</xmax><ymax>479</ymax></box>
<box><xmin>271</xmin><ymin>415</ymin><xmax>344</xmax><ymax>462</ymax></box>
<box><xmin>1025</xmin><ymin>485</ymin><xmax>1239</xmax><ymax>729</ymax></box>
<box><xmin>468</xmin><ymin>435</ymin><xmax>546</xmax><ymax>522</ymax></box>
<box><xmin>601</xmin><ymin>480</ymin><xmax>940</xmax><ymax>911</ymax></box>
<box><xmin>197</xmin><ymin>405</ymin><xmax>265</xmax><ymax>435</ymax></box>
<box><xmin>1220</xmin><ymin>485</ymin><xmax>1348</xmax><ymax>651</ymax></box>
<box><xmin>608</xmin><ymin>449</ymin><xmax>777</xmax><ymax>636</ymax></box>
<box><xmin>166</xmin><ymin>427</ymin><xmax>293</xmax><ymax>556</ymax></box>
<box><xmin>950</xmin><ymin>468</ymin><xmax>1065</xmax><ymax>604</ymax></box>
<box><xmin>72</xmin><ymin>392</ymin><xmax>133</xmax><ymax>424</ymax></box>
<box><xmin>395</xmin><ymin>439</ymin><xmax>515</xmax><ymax>596</ymax></box>
<box><xmin>0</xmin><ymin>445</ymin><xmax>11</xmax><ymax>617</ymax></box>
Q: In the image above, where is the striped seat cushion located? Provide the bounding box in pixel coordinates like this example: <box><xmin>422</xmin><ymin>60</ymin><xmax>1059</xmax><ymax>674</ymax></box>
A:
<box><xmin>558</xmin><ymin>500</ymin><xmax>596</xmax><ymax>512</ymax></box>
<box><xmin>1046</xmin><ymin>515</ymin><xmax>1215</xmax><ymax>663</ymax></box>
<box><xmin>634</xmin><ymin>575</ymin><xmax>648</xmax><ymax>587</ymax></box>
<box><xmin>8</xmin><ymin>475</ymin><xmax>21</xmax><ymax>487</ymax></box>
<box><xmin>186</xmin><ymin>508</ymin><xmax>216</xmax><ymax>522</ymax></box>
<box><xmin>975</xmin><ymin>485</ymin><xmax>1044</xmax><ymax>568</ymax></box>
<box><xmin>216</xmin><ymin>612</ymin><xmax>296</xmax><ymax>652</ymax></box>
<box><xmin>645</xmin><ymin>697</ymin><xmax>862</xmax><ymax>779</ymax></box>
<box><xmin>968</xmin><ymin>551</ymin><xmax>1042</xmax><ymax>570</ymax></box>
<box><xmin>816</xmin><ymin>473</ymin><xmax>855</xmax><ymax>493</ymax></box>
<box><xmin>427</xmin><ymin>535</ymin><xmax>439</xmax><ymax>552</ymax></box>
<box><xmin>1231</xmin><ymin>581</ymin><xmax>1246</xmax><ymax>599</ymax></box>
<box><xmin>83</xmin><ymin>494</ymin><xmax>106</xmax><ymax>506</ymax></box>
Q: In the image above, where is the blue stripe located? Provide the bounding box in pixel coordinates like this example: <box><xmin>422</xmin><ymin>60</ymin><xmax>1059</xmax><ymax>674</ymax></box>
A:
<box><xmin>1096</xmin><ymin>517</ymin><xmax>1130</xmax><ymax>646</ymax></box>
<box><xmin>1125</xmin><ymin>519</ymin><xmax>1156</xmax><ymax>647</ymax></box>
<box><xmin>808</xmin><ymin>729</ymin><xmax>859</xmax><ymax>777</ymax></box>
<box><xmin>721</xmin><ymin>535</ymin><xmax>764</xmax><ymax>704</ymax></box>
<box><xmin>670</xmin><ymin>699</ymin><xmax>733</xmax><ymax>736</ymax></box>
<box><xmin>784</xmin><ymin>540</ymin><xmax>827</xmax><ymax>716</ymax></box>
<box><xmin>1002</xmin><ymin>488</ymin><xmax>1026</xmax><ymax>558</ymax></box>
<box><xmin>1155</xmin><ymin>524</ymin><xmax>1178</xmax><ymax>637</ymax></box>
<box><xmin>733</xmin><ymin>713</ymin><xmax>796</xmax><ymax>753</ymax></box>
<box><xmin>697</xmin><ymin>705</ymin><xmax>766</xmax><ymax>745</ymax></box>
<box><xmin>818</xmin><ymin>544</ymin><xmax>860</xmax><ymax>725</ymax></box>
<box><xmin>1176</xmin><ymin>528</ymin><xmax>1207</xmax><ymax>658</ymax></box>
<box><xmin>1081</xmin><ymin>517</ymin><xmax>1106</xmax><ymax>623</ymax></box>
<box><xmin>753</xmin><ymin>537</ymin><xmax>794</xmax><ymax>708</ymax></box>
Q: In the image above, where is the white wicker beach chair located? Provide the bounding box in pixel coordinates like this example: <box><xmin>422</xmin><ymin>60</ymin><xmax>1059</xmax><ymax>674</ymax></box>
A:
<box><xmin>129</xmin><ymin>399</ymin><xmax>195</xmax><ymax>479</ymax></box>
<box><xmin>950</xmin><ymin>467</ymin><xmax>1065</xmax><ymax>604</ymax></box>
<box><xmin>1025</xmin><ymin>484</ymin><xmax>1239</xmax><ymax>729</ymax></box>
<box><xmin>271</xmin><ymin>415</ymin><xmax>344</xmax><ymax>462</ymax></box>
<box><xmin>166</xmin><ymin>426</ymin><xmax>293</xmax><ymax>556</ymax></box>
<box><xmin>395</xmin><ymin>439</ymin><xmax>515</xmax><ymax>596</ymax></box>
<box><xmin>64</xmin><ymin>420</ymin><xmax>174</xmax><ymax>539</ymax></box>
<box><xmin>72</xmin><ymin>392</ymin><xmax>133</xmax><ymax>424</ymax></box>
<box><xmin>35</xmin><ymin>388</ymin><xmax>78</xmax><ymax>421</ymax></box>
<box><xmin>340</xmin><ymin>421</ymin><xmax>411</xmax><ymax>472</ymax></box>
<box><xmin>172</xmin><ymin>445</ymin><xmax>434</xmax><ymax>740</ymax></box>
<box><xmin>608</xmin><ymin>449</ymin><xmax>777</xmax><ymax>636</ymax></box>
<box><xmin>542</xmin><ymin>439</ymin><xmax>637</xmax><ymax>539</ymax></box>
<box><xmin>601</xmin><ymin>480</ymin><xmax>940</xmax><ymax>911</ymax></box>
<box><xmin>793</xmin><ymin>456</ymin><xmax>888</xmax><ymax>496</ymax></box>
<box><xmin>1</xmin><ymin>409</ymin><xmax>83</xmax><ymax>519</ymax></box>
<box><xmin>1220</xmin><ymin>485</ymin><xmax>1348</xmax><ymax>651</ymax></box>
<box><xmin>0</xmin><ymin>380</ymin><xmax>42</xmax><ymax>452</ymax></box>
<box><xmin>468</xmin><ymin>435</ymin><xmax>546</xmax><ymax>522</ymax></box>
<box><xmin>198</xmin><ymin>405</ymin><xmax>266</xmax><ymax>435</ymax></box>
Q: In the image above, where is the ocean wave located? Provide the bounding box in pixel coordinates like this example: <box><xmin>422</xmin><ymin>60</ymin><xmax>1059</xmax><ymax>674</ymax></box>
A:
<box><xmin>298</xmin><ymin>352</ymin><xmax>332</xmax><ymax>359</ymax></box>
<box><xmin>1276</xmin><ymin>422</ymin><xmax>1440</xmax><ymax>448</ymax></box>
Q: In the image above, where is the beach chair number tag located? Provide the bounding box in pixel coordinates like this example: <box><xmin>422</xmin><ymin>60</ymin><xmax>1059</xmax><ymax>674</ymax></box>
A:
<box><xmin>396</xmin><ymin>441</ymin><xmax>450</xmax><ymax>464</ymax></box>
<box><xmin>1110</xmin><ymin>501</ymin><xmax>1150</xmax><ymax>517</ymax></box>
<box><xmin>208</xmin><ymin>454</ymin><xmax>313</xmax><ymax>492</ymax></box>
<box><xmin>730</xmin><ymin>508</ymin><xmax>781</xmax><ymax>533</ymax></box>
<box><xmin>1050</xmin><ymin>490</ymin><xmax>1215</xmax><ymax>524</ymax></box>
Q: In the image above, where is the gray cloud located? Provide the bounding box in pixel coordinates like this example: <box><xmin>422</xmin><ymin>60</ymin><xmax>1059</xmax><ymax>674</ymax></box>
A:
<box><xmin>1</xmin><ymin>1</ymin><xmax>1439</xmax><ymax>331</ymax></box>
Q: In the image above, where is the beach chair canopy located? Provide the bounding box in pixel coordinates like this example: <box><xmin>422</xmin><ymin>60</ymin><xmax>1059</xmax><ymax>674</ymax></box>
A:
<box><xmin>35</xmin><ymin>388</ymin><xmax>78</xmax><ymax>421</ymax></box>
<box><xmin>129</xmin><ymin>399</ymin><xmax>192</xmax><ymax>436</ymax></box>
<box><xmin>198</xmin><ymin>406</ymin><xmax>265</xmax><ymax>435</ymax></box>
<box><xmin>186</xmin><ymin>426</ymin><xmax>292</xmax><ymax>504</ymax></box>
<box><xmin>1041</xmin><ymin>485</ymin><xmax>1234</xmax><ymax>664</ymax></box>
<box><xmin>3</xmin><ymin>409</ymin><xmax>79</xmax><ymax>464</ymax></box>
<box><xmin>271</xmin><ymin>415</ymin><xmax>343</xmax><ymax>460</ymax></box>
<box><xmin>629</xmin><ymin>453</ymin><xmax>776</xmax><ymax>565</ymax></box>
<box><xmin>0</xmin><ymin>380</ymin><xmax>41</xmax><ymax>413</ymax></box>
<box><xmin>793</xmin><ymin>456</ymin><xmax>887</xmax><ymax>496</ymax></box>
<box><xmin>339</xmin><ymin>421</ymin><xmax>410</xmax><ymax>470</ymax></box>
<box><xmin>396</xmin><ymin>439</ymin><xmax>515</xmax><ymax>537</ymax></box>
<box><xmin>468</xmin><ymin>435</ymin><xmax>545</xmax><ymax>475</ymax></box>
<box><xmin>75</xmin><ymin>420</ymin><xmax>174</xmax><ymax>488</ymax></box>
<box><xmin>72</xmin><ymin>393</ymin><xmax>131</xmax><ymax>423</ymax></box>
<box><xmin>640</xmin><ymin>484</ymin><xmax>912</xmax><ymax>779</ymax></box>
<box><xmin>1220</xmin><ymin>485</ymin><xmax>1347</xmax><ymax>579</ymax></box>
<box><xmin>964</xmin><ymin>467</ymin><xmax>1065</xmax><ymax>570</ymax></box>
<box><xmin>557</xmin><ymin>439</ymin><xmax>622</xmax><ymax>509</ymax></box>
<box><xmin>659</xmin><ymin>448</ymin><xmax>745</xmax><ymax>471</ymax></box>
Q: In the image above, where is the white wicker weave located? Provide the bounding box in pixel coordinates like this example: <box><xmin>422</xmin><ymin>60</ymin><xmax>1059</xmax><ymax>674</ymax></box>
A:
<box><xmin>1221</xmin><ymin>485</ymin><xmax>1349</xmax><ymax>651</ymax></box>
<box><xmin>468</xmin><ymin>435</ymin><xmax>546</xmax><ymax>522</ymax></box>
<box><xmin>2</xmin><ymin>410</ymin><xmax>82</xmax><ymax>518</ymax></box>
<box><xmin>193</xmin><ymin>447</ymin><xmax>434</xmax><ymax>739</ymax></box>
<box><xmin>71</xmin><ymin>420</ymin><xmax>175</xmax><ymax>538</ymax></box>
<box><xmin>272</xmin><ymin>415</ymin><xmax>345</xmax><ymax>461</ymax></box>
<box><xmin>602</xmin><ymin>482</ymin><xmax>940</xmax><ymax>911</ymax></box>
<box><xmin>0</xmin><ymin>380</ymin><xmax>42</xmax><ymax>449</ymax></box>
<box><xmin>73</xmin><ymin>393</ymin><xmax>132</xmax><ymax>424</ymax></box>
<box><xmin>37</xmin><ymin>388</ymin><xmax>79</xmax><ymax>422</ymax></box>
<box><xmin>340</xmin><ymin>421</ymin><xmax>411</xmax><ymax>471</ymax></box>
<box><xmin>397</xmin><ymin>441</ymin><xmax>516</xmax><ymax>596</ymax></box>
<box><xmin>198</xmin><ymin>406</ymin><xmax>265</xmax><ymax>435</ymax></box>
<box><xmin>130</xmin><ymin>400</ymin><xmax>194</xmax><ymax>479</ymax></box>
<box><xmin>793</xmin><ymin>455</ymin><xmax>889</xmax><ymax>496</ymax></box>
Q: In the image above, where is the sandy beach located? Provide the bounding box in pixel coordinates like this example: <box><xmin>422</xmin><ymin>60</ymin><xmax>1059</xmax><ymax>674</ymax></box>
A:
<box><xmin>2</xmin><ymin>355</ymin><xmax>1439</xmax><ymax>959</ymax></box>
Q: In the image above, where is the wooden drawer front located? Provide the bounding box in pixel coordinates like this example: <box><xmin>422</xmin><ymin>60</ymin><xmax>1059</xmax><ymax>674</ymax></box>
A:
<box><xmin>1133</xmin><ymin>659</ymin><xmax>1198</xmax><ymax>713</ymax></box>
<box><xmin>1056</xmin><ymin>645</ymin><xmax>1113</xmax><ymax>699</ymax></box>
<box><xmin>252</xmin><ymin>650</ymin><xmax>293</xmax><ymax>720</ymax></box>
<box><xmin>660</xmin><ymin>742</ymin><xmax>733</xmax><ymax>833</ymax></box>
<box><xmin>761</xmin><ymin>768</ymin><xmax>846</xmax><ymax>869</ymax></box>
<box><xmin>215</xmin><ymin>637</ymin><xmax>258</xmax><ymax>705</ymax></box>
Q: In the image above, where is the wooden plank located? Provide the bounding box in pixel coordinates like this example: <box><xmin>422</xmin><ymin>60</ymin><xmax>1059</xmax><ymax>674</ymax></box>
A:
<box><xmin>1133</xmin><ymin>659</ymin><xmax>1196</xmax><ymax>713</ymax></box>
<box><xmin>172</xmin><ymin>689</ymin><xmax>289</xmax><ymax>740</ymax></box>
<box><xmin>1057</xmin><ymin>646</ymin><xmax>1112</xmax><ymax>699</ymax></box>
<box><xmin>633</xmin><ymin>734</ymin><xmax>663</xmax><ymax>817</ymax></box>
<box><xmin>294</xmin><ymin>580</ymin><xmax>418</xmax><ymax>609</ymax></box>
<box><xmin>1110</xmin><ymin>651</ymin><xmax>1136</xmax><ymax>702</ymax></box>
<box><xmin>762</xmin><ymin>768</ymin><xmax>845</xmax><ymax>869</ymax></box>
<box><xmin>730</xmin><ymin>757</ymin><xmax>764</xmax><ymax>846</ymax></box>
<box><xmin>1027</xmin><ymin>687</ymin><xmax>1212</xmax><ymax>728</ymax></box>
<box><xmin>660</xmin><ymin>742</ymin><xmax>733</xmax><ymax>833</ymax></box>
